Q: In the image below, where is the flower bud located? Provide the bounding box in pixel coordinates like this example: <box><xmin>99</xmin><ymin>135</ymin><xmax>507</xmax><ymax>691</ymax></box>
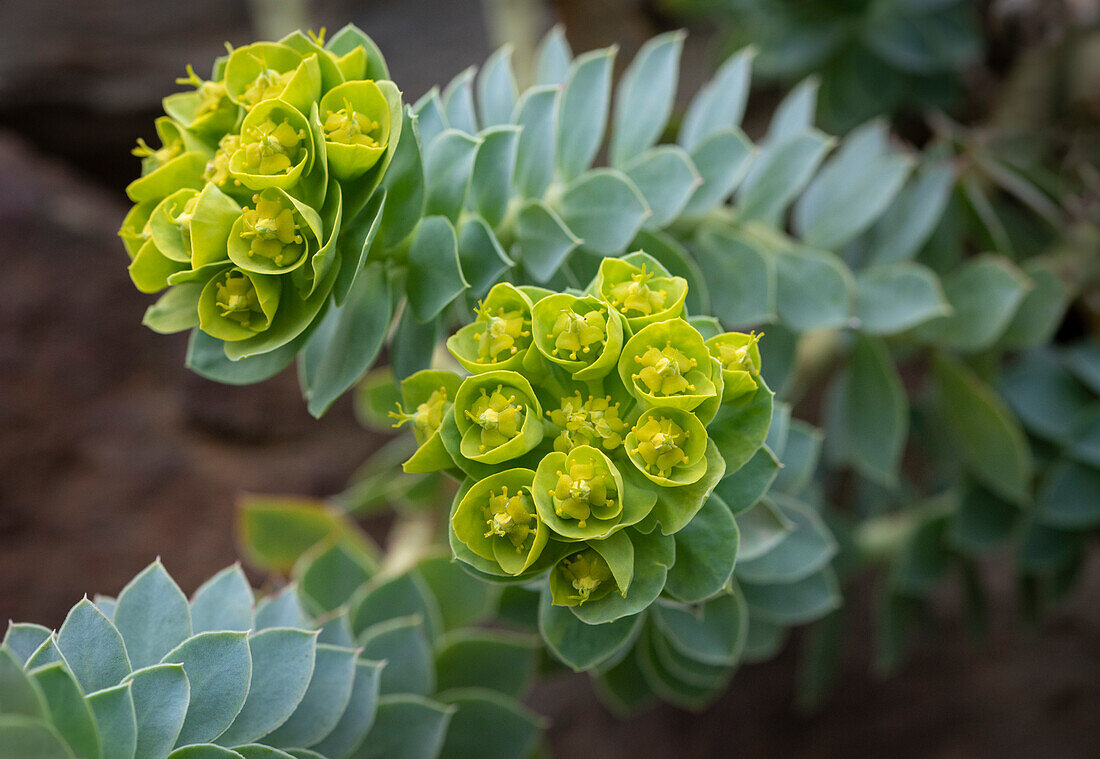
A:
<box><xmin>617</xmin><ymin>318</ymin><xmax>719</xmax><ymax>413</ymax></box>
<box><xmin>533</xmin><ymin>445</ymin><xmax>657</xmax><ymax>540</ymax></box>
<box><xmin>319</xmin><ymin>80</ymin><xmax>391</xmax><ymax>180</ymax></box>
<box><xmin>447</xmin><ymin>283</ymin><xmax>534</xmax><ymax>374</ymax></box>
<box><xmin>453</xmin><ymin>371</ymin><xmax>545</xmax><ymax>465</ymax></box>
<box><xmin>229</xmin><ymin>100</ymin><xmax>315</xmax><ymax>191</ymax></box>
<box><xmin>198</xmin><ymin>266</ymin><xmax>281</xmax><ymax>341</ymax></box>
<box><xmin>390</xmin><ymin>369</ymin><xmax>463</xmax><ymax>473</ymax></box>
<box><xmin>531</xmin><ymin>294</ymin><xmax>625</xmax><ymax>381</ymax></box>
<box><xmin>451</xmin><ymin>468</ymin><xmax>549</xmax><ymax>576</ymax></box>
<box><xmin>591</xmin><ymin>254</ymin><xmax>688</xmax><ymax>331</ymax></box>
<box><xmin>706</xmin><ymin>331</ymin><xmax>762</xmax><ymax>403</ymax></box>
<box><xmin>625</xmin><ymin>406</ymin><xmax>709</xmax><ymax>486</ymax></box>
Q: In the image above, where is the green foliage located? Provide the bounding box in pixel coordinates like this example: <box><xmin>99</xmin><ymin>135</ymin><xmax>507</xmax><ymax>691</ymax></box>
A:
<box><xmin>664</xmin><ymin>0</ymin><xmax>983</xmax><ymax>130</ymax></box>
<box><xmin>3</xmin><ymin>560</ymin><xmax>389</xmax><ymax>759</ymax></box>
<box><xmin>234</xmin><ymin>506</ymin><xmax>545</xmax><ymax>759</ymax></box>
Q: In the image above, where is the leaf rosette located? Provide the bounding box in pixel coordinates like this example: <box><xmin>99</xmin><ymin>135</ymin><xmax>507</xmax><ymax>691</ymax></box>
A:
<box><xmin>121</xmin><ymin>24</ymin><xmax>405</xmax><ymax>372</ymax></box>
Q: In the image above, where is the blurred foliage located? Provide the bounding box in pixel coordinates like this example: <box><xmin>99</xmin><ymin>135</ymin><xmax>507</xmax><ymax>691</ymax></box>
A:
<box><xmin>661</xmin><ymin>0</ymin><xmax>983</xmax><ymax>130</ymax></box>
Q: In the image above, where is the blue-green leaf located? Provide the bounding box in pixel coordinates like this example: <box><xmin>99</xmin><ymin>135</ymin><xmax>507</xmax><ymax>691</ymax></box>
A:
<box><xmin>189</xmin><ymin>565</ymin><xmax>253</xmax><ymax>634</ymax></box>
<box><xmin>185</xmin><ymin>331</ymin><xmax>297</xmax><ymax>386</ymax></box>
<box><xmin>435</xmin><ymin>689</ymin><xmax>543</xmax><ymax>759</ymax></box>
<box><xmin>217</xmin><ymin>628</ymin><xmax>317</xmax><ymax>745</ymax></box>
<box><xmin>301</xmin><ymin>263</ymin><xmax>392</xmax><ymax>418</ymax></box>
<box><xmin>162</xmin><ymin>631</ymin><xmax>251</xmax><ymax>746</ymax></box>
<box><xmin>537</xmin><ymin>592</ymin><xmax>641</xmax><ymax>672</ymax></box>
<box><xmin>557</xmin><ymin>169</ymin><xmax>649</xmax><ymax>254</ymax></box>
<box><xmin>736</xmin><ymin>497</ymin><xmax>837</xmax><ymax>584</ymax></box>
<box><xmin>407</xmin><ymin>216</ymin><xmax>468</xmax><ymax>322</ymax></box>
<box><xmin>423</xmin><ymin>130</ymin><xmax>480</xmax><ymax>222</ymax></box>
<box><xmin>476</xmin><ymin>46</ymin><xmax>518</xmax><ymax>128</ymax></box>
<box><xmin>412</xmin><ymin>89</ymin><xmax>447</xmax><ymax>151</ymax></box>
<box><xmin>3</xmin><ymin>623</ymin><xmax>52</xmax><ymax>667</ymax></box>
<box><xmin>664</xmin><ymin>494</ymin><xmax>739</xmax><ymax>603</ymax></box>
<box><xmin>434</xmin><ymin>631</ymin><xmax>539</xmax><ymax>697</ymax></box>
<box><xmin>56</xmin><ymin>599</ymin><xmax>131</xmax><ymax>694</ymax></box>
<box><xmin>714</xmin><ymin>445</ymin><xmax>780</xmax><ymax>515</ymax></box>
<box><xmin>113</xmin><ymin>561</ymin><xmax>191</xmax><ymax>671</ymax></box>
<box><xmin>825</xmin><ymin>335</ymin><xmax>908</xmax><ymax>484</ymax></box>
<box><xmin>795</xmin><ymin>140</ymin><xmax>912</xmax><ymax>249</ymax></box>
<box><xmin>737</xmin><ymin>500</ymin><xmax>794</xmax><ymax>562</ymax></box>
<box><xmin>650</xmin><ymin>591</ymin><xmax>747</xmax><ymax>667</ymax></box>
<box><xmin>915</xmin><ymin>255</ymin><xmax>1032</xmax><ymax>351</ymax></box>
<box><xmin>933</xmin><ymin>354</ymin><xmax>1032</xmax><ymax>503</ymax></box>
<box><xmin>738</xmin><ymin>130</ymin><xmax>833</xmax><ymax>225</ymax></box>
<box><xmin>348</xmin><ymin>572</ymin><xmax>443</xmax><ymax>643</ymax></box>
<box><xmin>442</xmin><ymin>67</ymin><xmax>478</xmax><ymax>136</ymax></box>
<box><xmin>512</xmin><ymin>86</ymin><xmax>558</xmax><ymax>199</ymax></box>
<box><xmin>855</xmin><ymin>262</ymin><xmax>951</xmax><ymax>335</ymax></box>
<box><xmin>680</xmin><ymin>129</ymin><xmax>753</xmax><ymax>217</ymax></box>
<box><xmin>457</xmin><ymin>217</ymin><xmax>513</xmax><ymax>297</ymax></box>
<box><xmin>86</xmin><ymin>683</ymin><xmax>136</xmax><ymax>759</ymax></box>
<box><xmin>679</xmin><ymin>47</ymin><xmax>754</xmax><ymax>151</ymax></box>
<box><xmin>469</xmin><ymin>126</ymin><xmax>519</xmax><ymax>227</ymax></box>
<box><xmin>355</xmin><ymin>695</ymin><xmax>454</xmax><ymax>759</ymax></box>
<box><xmin>741</xmin><ymin>568</ymin><xmax>841</xmax><ymax>625</ymax></box>
<box><xmin>1036</xmin><ymin>462</ymin><xmax>1100</xmax><ymax>530</ymax></box>
<box><xmin>691</xmin><ymin>226</ymin><xmax>775</xmax><ymax>326</ymax></box>
<box><xmin>866</xmin><ymin>157</ymin><xmax>956</xmax><ymax>265</ymax></box>
<box><xmin>623</xmin><ymin>146</ymin><xmax>700</xmax><ymax>230</ymax></box>
<box><xmin>391</xmin><ymin>307</ymin><xmax>442</xmax><ymax>381</ymax></box>
<box><xmin>310</xmin><ymin>659</ymin><xmax>383</xmax><ymax>759</ymax></box>
<box><xmin>265</xmin><ymin>644</ymin><xmax>358</xmax><ymax>748</ymax></box>
<box><xmin>556</xmin><ymin>47</ymin><xmax>615</xmax><ymax>182</ymax></box>
<box><xmin>357</xmin><ymin>617</ymin><xmax>434</xmax><ymax>697</ymax></box>
<box><xmin>0</xmin><ymin>647</ymin><xmax>45</xmax><ymax>717</ymax></box>
<box><xmin>610</xmin><ymin>31</ymin><xmax>684</xmax><ymax>167</ymax></box>
<box><xmin>30</xmin><ymin>663</ymin><xmax>101</xmax><ymax>759</ymax></box>
<box><xmin>709</xmin><ymin>380</ymin><xmax>775</xmax><ymax>475</ymax></box>
<box><xmin>536</xmin><ymin>26</ymin><xmax>572</xmax><ymax>85</ymax></box>
<box><xmin>774</xmin><ymin>247</ymin><xmax>852</xmax><ymax>332</ymax></box>
<box><xmin>996</xmin><ymin>259</ymin><xmax>1070</xmax><ymax>350</ymax></box>
<box><xmin>378</xmin><ymin>109</ymin><xmax>425</xmax><ymax>250</ymax></box>
<box><xmin>0</xmin><ymin>716</ymin><xmax>74</xmax><ymax>759</ymax></box>
<box><xmin>124</xmin><ymin>664</ymin><xmax>189</xmax><ymax>759</ymax></box>
<box><xmin>514</xmin><ymin>200</ymin><xmax>580</xmax><ymax>282</ymax></box>
<box><xmin>1000</xmin><ymin>349</ymin><xmax>1093</xmax><ymax>443</ymax></box>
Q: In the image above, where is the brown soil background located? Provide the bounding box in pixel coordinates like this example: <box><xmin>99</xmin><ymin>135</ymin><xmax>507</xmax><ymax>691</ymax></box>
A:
<box><xmin>1</xmin><ymin>1</ymin><xmax>1097</xmax><ymax>756</ymax></box>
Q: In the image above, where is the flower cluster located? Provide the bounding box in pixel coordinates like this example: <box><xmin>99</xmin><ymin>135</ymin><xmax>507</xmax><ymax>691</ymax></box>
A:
<box><xmin>119</xmin><ymin>25</ymin><xmax>402</xmax><ymax>360</ymax></box>
<box><xmin>397</xmin><ymin>253</ymin><xmax>765</xmax><ymax>617</ymax></box>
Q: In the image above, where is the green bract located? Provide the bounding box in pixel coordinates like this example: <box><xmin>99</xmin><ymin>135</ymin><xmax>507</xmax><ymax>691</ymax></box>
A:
<box><xmin>121</xmin><ymin>24</ymin><xmax>404</xmax><ymax>371</ymax></box>
<box><xmin>531</xmin><ymin>293</ymin><xmax>625</xmax><ymax>382</ymax></box>
<box><xmin>446</xmin><ymin>283</ymin><xmax>534</xmax><ymax>374</ymax></box>
<box><xmin>590</xmin><ymin>254</ymin><xmax>688</xmax><ymax>331</ymax></box>
<box><xmin>452</xmin><ymin>371</ymin><xmax>544</xmax><ymax>465</ymax></box>
<box><xmin>398</xmin><ymin>254</ymin><xmax>774</xmax><ymax>622</ymax></box>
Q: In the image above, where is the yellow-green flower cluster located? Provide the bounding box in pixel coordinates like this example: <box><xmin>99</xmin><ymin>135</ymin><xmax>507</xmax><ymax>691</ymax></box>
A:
<box><xmin>119</xmin><ymin>25</ymin><xmax>402</xmax><ymax>360</ymax></box>
<box><xmin>397</xmin><ymin>252</ymin><xmax>765</xmax><ymax>615</ymax></box>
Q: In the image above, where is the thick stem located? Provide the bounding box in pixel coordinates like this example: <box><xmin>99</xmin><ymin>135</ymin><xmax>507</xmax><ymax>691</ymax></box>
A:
<box><xmin>382</xmin><ymin>509</ymin><xmax>440</xmax><ymax>574</ymax></box>
<box><xmin>247</xmin><ymin>0</ymin><xmax>311</xmax><ymax>41</ymax></box>
<box><xmin>481</xmin><ymin>0</ymin><xmax>546</xmax><ymax>88</ymax></box>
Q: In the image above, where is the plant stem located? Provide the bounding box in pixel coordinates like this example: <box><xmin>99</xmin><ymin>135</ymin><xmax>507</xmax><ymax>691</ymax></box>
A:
<box><xmin>481</xmin><ymin>0</ymin><xmax>545</xmax><ymax>87</ymax></box>
<box><xmin>247</xmin><ymin>0</ymin><xmax>311</xmax><ymax>41</ymax></box>
<box><xmin>382</xmin><ymin>509</ymin><xmax>440</xmax><ymax>575</ymax></box>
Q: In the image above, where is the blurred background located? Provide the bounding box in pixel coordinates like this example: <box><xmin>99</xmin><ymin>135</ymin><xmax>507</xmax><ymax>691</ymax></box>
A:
<box><xmin>1</xmin><ymin>0</ymin><xmax>1098</xmax><ymax>756</ymax></box>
